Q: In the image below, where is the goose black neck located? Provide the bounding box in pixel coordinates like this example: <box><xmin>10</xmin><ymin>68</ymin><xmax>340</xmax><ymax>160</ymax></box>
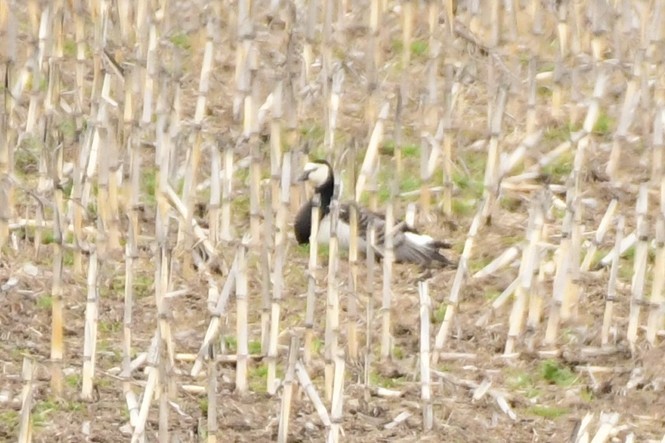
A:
<box><xmin>315</xmin><ymin>177</ymin><xmax>334</xmax><ymax>215</ymax></box>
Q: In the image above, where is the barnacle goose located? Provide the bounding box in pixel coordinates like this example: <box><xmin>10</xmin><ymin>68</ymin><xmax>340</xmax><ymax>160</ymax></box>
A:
<box><xmin>294</xmin><ymin>160</ymin><xmax>454</xmax><ymax>267</ymax></box>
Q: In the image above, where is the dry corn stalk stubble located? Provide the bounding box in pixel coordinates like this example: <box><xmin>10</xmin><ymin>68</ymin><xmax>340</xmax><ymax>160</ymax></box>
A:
<box><xmin>2</xmin><ymin>0</ymin><xmax>665</xmax><ymax>442</ymax></box>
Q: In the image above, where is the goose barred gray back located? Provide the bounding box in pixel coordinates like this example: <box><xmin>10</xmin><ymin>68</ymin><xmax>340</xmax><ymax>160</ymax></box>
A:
<box><xmin>294</xmin><ymin>160</ymin><xmax>454</xmax><ymax>268</ymax></box>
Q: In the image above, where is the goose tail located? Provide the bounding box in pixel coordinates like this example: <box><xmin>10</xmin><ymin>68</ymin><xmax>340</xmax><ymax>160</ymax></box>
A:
<box><xmin>395</xmin><ymin>232</ymin><xmax>455</xmax><ymax>268</ymax></box>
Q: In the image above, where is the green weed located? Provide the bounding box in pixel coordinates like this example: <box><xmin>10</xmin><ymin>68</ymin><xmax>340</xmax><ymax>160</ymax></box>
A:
<box><xmin>0</xmin><ymin>410</ymin><xmax>19</xmax><ymax>436</ymax></box>
<box><xmin>506</xmin><ymin>370</ymin><xmax>541</xmax><ymax>399</ymax></box>
<box><xmin>248</xmin><ymin>340</ymin><xmax>262</xmax><ymax>355</ymax></box>
<box><xmin>170</xmin><ymin>33</ymin><xmax>191</xmax><ymax>50</ymax></box>
<box><xmin>224</xmin><ymin>336</ymin><xmax>237</xmax><ymax>353</ymax></box>
<box><xmin>541</xmin><ymin>155</ymin><xmax>573</xmax><ymax>180</ymax></box>
<box><xmin>451</xmin><ymin>199</ymin><xmax>477</xmax><ymax>216</ymax></box>
<box><xmin>369</xmin><ymin>371</ymin><xmax>404</xmax><ymax>388</ymax></box>
<box><xmin>540</xmin><ymin>359</ymin><xmax>576</xmax><ymax>386</ymax></box>
<box><xmin>199</xmin><ymin>398</ymin><xmax>208</xmax><ymax>415</ymax></box>
<box><xmin>410</xmin><ymin>40</ymin><xmax>428</xmax><ymax>57</ymax></box>
<box><xmin>37</xmin><ymin>294</ymin><xmax>53</xmax><ymax>310</ymax></box>
<box><xmin>593</xmin><ymin>112</ymin><xmax>613</xmax><ymax>135</ymax></box>
<box><xmin>65</xmin><ymin>374</ymin><xmax>81</xmax><ymax>389</ymax></box>
<box><xmin>432</xmin><ymin>303</ymin><xmax>447</xmax><ymax>323</ymax></box>
<box><xmin>528</xmin><ymin>405</ymin><xmax>569</xmax><ymax>419</ymax></box>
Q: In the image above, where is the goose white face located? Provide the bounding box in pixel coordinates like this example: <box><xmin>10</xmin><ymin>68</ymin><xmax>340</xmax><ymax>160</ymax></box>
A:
<box><xmin>301</xmin><ymin>162</ymin><xmax>331</xmax><ymax>188</ymax></box>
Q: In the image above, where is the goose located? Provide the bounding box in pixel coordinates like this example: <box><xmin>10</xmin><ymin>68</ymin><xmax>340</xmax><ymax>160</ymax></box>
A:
<box><xmin>294</xmin><ymin>160</ymin><xmax>454</xmax><ymax>267</ymax></box>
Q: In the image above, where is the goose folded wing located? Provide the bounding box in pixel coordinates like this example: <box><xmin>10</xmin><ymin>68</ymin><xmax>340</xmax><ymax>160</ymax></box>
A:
<box><xmin>338</xmin><ymin>202</ymin><xmax>450</xmax><ymax>265</ymax></box>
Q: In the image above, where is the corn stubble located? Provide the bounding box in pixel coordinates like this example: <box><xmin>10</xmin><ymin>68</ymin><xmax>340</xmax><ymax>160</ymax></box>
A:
<box><xmin>2</xmin><ymin>0</ymin><xmax>665</xmax><ymax>441</ymax></box>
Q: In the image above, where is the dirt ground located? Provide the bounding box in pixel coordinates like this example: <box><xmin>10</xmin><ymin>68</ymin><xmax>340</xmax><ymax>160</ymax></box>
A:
<box><xmin>2</xmin><ymin>0</ymin><xmax>665</xmax><ymax>442</ymax></box>
<box><xmin>3</xmin><ymin>203</ymin><xmax>665</xmax><ymax>442</ymax></box>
